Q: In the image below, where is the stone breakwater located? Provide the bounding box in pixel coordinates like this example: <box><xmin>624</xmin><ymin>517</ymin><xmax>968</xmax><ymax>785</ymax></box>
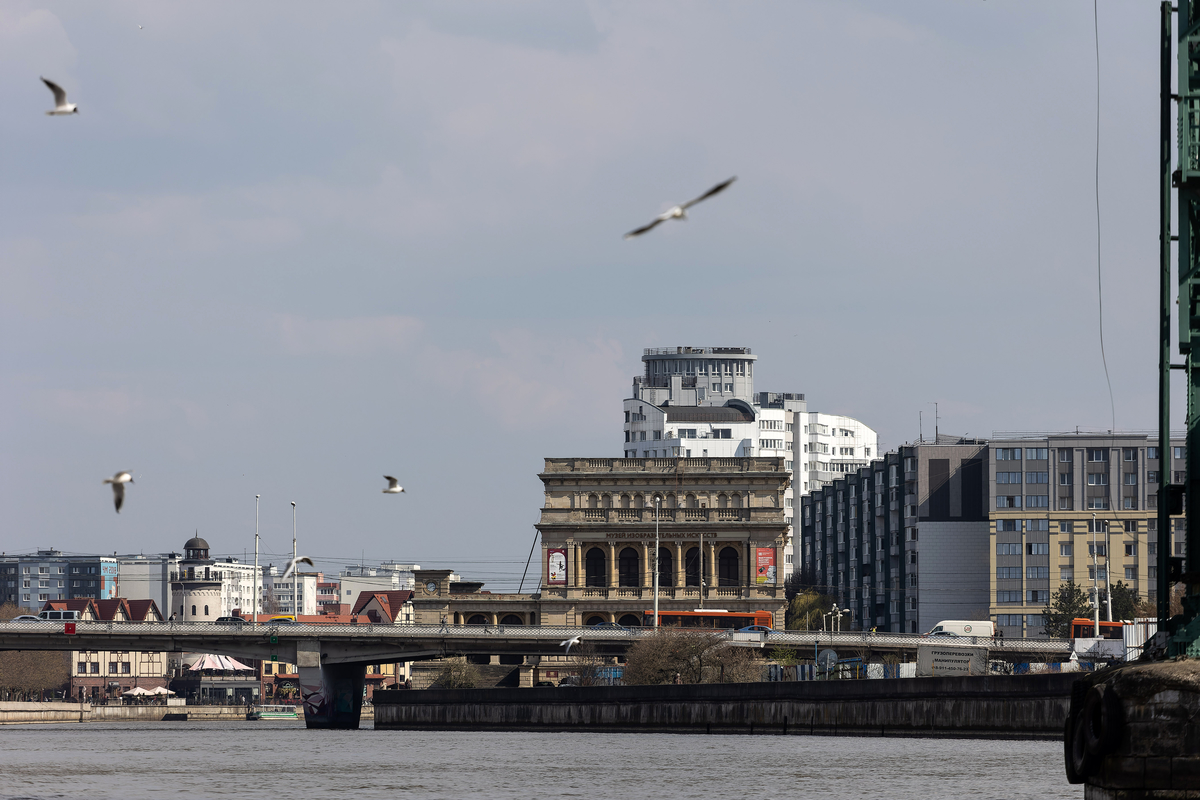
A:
<box><xmin>374</xmin><ymin>673</ymin><xmax>1075</xmax><ymax>739</ymax></box>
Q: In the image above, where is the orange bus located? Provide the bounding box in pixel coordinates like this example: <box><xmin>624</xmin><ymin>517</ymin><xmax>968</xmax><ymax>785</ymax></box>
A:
<box><xmin>1070</xmin><ymin>618</ymin><xmax>1124</xmax><ymax>640</ymax></box>
<box><xmin>643</xmin><ymin>609</ymin><xmax>773</xmax><ymax>630</ymax></box>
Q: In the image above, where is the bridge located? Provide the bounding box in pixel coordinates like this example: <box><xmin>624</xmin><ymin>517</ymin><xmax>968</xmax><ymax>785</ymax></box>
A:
<box><xmin>0</xmin><ymin>621</ymin><xmax>1073</xmax><ymax>728</ymax></box>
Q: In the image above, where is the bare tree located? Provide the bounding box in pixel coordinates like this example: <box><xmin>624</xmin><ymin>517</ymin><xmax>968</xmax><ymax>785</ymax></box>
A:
<box><xmin>0</xmin><ymin>602</ymin><xmax>70</xmax><ymax>699</ymax></box>
<box><xmin>570</xmin><ymin>641</ymin><xmax>609</xmax><ymax>686</ymax></box>
<box><xmin>623</xmin><ymin>629</ymin><xmax>759</xmax><ymax>685</ymax></box>
<box><xmin>432</xmin><ymin>657</ymin><xmax>479</xmax><ymax>689</ymax></box>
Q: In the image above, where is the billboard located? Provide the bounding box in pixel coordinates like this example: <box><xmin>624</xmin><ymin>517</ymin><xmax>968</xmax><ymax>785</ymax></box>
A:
<box><xmin>546</xmin><ymin>548</ymin><xmax>567</xmax><ymax>585</ymax></box>
<box><xmin>755</xmin><ymin>548</ymin><xmax>776</xmax><ymax>584</ymax></box>
<box><xmin>915</xmin><ymin>644</ymin><xmax>989</xmax><ymax>677</ymax></box>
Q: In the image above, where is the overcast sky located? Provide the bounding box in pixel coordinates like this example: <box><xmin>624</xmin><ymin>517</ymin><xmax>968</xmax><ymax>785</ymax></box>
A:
<box><xmin>0</xmin><ymin>1</ymin><xmax>1177</xmax><ymax>589</ymax></box>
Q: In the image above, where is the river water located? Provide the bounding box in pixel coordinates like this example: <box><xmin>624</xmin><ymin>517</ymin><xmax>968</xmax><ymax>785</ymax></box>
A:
<box><xmin>0</xmin><ymin>720</ymin><xmax>1076</xmax><ymax>799</ymax></box>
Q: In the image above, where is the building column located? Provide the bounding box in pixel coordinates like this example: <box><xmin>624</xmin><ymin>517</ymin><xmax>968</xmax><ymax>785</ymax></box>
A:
<box><xmin>641</xmin><ymin>541</ymin><xmax>650</xmax><ymax>589</ymax></box>
<box><xmin>608</xmin><ymin>542</ymin><xmax>617</xmax><ymax>588</ymax></box>
<box><xmin>675</xmin><ymin>541</ymin><xmax>685</xmax><ymax>588</ymax></box>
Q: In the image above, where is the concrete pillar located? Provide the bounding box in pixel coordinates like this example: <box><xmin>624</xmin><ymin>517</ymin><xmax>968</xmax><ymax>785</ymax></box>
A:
<box><xmin>298</xmin><ymin>661</ymin><xmax>366</xmax><ymax>730</ymax></box>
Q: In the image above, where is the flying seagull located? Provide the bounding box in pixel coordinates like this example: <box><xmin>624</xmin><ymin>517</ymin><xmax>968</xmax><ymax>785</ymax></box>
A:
<box><xmin>623</xmin><ymin>176</ymin><xmax>736</xmax><ymax>239</ymax></box>
<box><xmin>560</xmin><ymin>635</ymin><xmax>581</xmax><ymax>656</ymax></box>
<box><xmin>41</xmin><ymin>77</ymin><xmax>78</xmax><ymax>115</ymax></box>
<box><xmin>103</xmin><ymin>471</ymin><xmax>133</xmax><ymax>513</ymax></box>
<box><xmin>383</xmin><ymin>476</ymin><xmax>404</xmax><ymax>494</ymax></box>
<box><xmin>281</xmin><ymin>555</ymin><xmax>314</xmax><ymax>580</ymax></box>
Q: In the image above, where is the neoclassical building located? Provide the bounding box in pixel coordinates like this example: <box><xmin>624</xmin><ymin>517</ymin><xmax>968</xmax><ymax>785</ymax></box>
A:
<box><xmin>534</xmin><ymin>457</ymin><xmax>790</xmax><ymax>628</ymax></box>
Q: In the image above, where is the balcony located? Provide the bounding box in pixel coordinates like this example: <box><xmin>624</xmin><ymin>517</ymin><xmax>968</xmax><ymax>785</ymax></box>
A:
<box><xmin>541</xmin><ymin>507</ymin><xmax>771</xmax><ymax>524</ymax></box>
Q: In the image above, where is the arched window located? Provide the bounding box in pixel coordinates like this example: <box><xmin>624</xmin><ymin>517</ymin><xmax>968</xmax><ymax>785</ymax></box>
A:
<box><xmin>633</xmin><ymin>494</ymin><xmax>644</xmax><ymax>509</ymax></box>
<box><xmin>601</xmin><ymin>494</ymin><xmax>612</xmax><ymax>509</ymax></box>
<box><xmin>204</xmin><ymin>605</ymin><xmax>209</xmax><ymax>616</ymax></box>
<box><xmin>718</xmin><ymin>547</ymin><xmax>740</xmax><ymax>586</ymax></box>
<box><xmin>191</xmin><ymin>605</ymin><xmax>196</xmax><ymax>616</ymax></box>
<box><xmin>685</xmin><ymin>548</ymin><xmax>701</xmax><ymax>587</ymax></box>
<box><xmin>731</xmin><ymin>493</ymin><xmax>743</xmax><ymax>509</ymax></box>
<box><xmin>467</xmin><ymin>614</ymin><xmax>488</xmax><ymax>625</ymax></box>
<box><xmin>587</xmin><ymin>494</ymin><xmax>599</xmax><ymax>509</ymax></box>
<box><xmin>619</xmin><ymin>494</ymin><xmax>631</xmax><ymax>509</ymax></box>
<box><xmin>585</xmin><ymin>548</ymin><xmax>607</xmax><ymax>587</ymax></box>
<box><xmin>685</xmin><ymin>493</ymin><xmax>698</xmax><ymax>508</ymax></box>
<box><xmin>500</xmin><ymin>614</ymin><xmax>523</xmax><ymax>625</ymax></box>
<box><xmin>618</xmin><ymin>548</ymin><xmax>640</xmax><ymax>587</ymax></box>
<box><xmin>718</xmin><ymin>493</ymin><xmax>729</xmax><ymax>509</ymax></box>
<box><xmin>585</xmin><ymin>615</ymin><xmax>607</xmax><ymax>626</ymax></box>
<box><xmin>666</xmin><ymin>493</ymin><xmax>677</xmax><ymax>509</ymax></box>
<box><xmin>656</xmin><ymin>547</ymin><xmax>674</xmax><ymax>588</ymax></box>
<box><xmin>618</xmin><ymin>614</ymin><xmax>642</xmax><ymax>627</ymax></box>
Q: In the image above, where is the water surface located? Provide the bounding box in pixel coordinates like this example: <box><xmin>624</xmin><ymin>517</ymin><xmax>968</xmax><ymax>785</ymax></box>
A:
<box><xmin>0</xmin><ymin>720</ymin><xmax>1077</xmax><ymax>799</ymax></box>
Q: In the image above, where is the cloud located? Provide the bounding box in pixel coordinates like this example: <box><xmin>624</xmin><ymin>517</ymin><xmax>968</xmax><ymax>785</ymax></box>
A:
<box><xmin>424</xmin><ymin>330</ymin><xmax>625</xmax><ymax>429</ymax></box>
<box><xmin>274</xmin><ymin>313</ymin><xmax>424</xmax><ymax>357</ymax></box>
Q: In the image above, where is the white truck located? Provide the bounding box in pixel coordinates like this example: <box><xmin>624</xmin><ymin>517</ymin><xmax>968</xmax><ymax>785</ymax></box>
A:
<box><xmin>924</xmin><ymin>620</ymin><xmax>995</xmax><ymax>638</ymax></box>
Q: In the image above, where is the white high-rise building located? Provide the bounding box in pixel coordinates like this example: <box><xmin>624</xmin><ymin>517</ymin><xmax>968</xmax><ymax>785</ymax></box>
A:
<box><xmin>621</xmin><ymin>346</ymin><xmax>876</xmax><ymax>579</ymax></box>
<box><xmin>337</xmin><ymin>563</ymin><xmax>420</xmax><ymax>606</ymax></box>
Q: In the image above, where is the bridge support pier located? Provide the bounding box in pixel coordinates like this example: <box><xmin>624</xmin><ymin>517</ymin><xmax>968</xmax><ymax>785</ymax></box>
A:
<box><xmin>1065</xmin><ymin>660</ymin><xmax>1200</xmax><ymax>797</ymax></box>
<box><xmin>298</xmin><ymin>662</ymin><xmax>366</xmax><ymax>730</ymax></box>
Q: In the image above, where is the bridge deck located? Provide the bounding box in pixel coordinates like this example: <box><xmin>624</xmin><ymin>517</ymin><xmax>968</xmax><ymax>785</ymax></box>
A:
<box><xmin>0</xmin><ymin>621</ymin><xmax>1071</xmax><ymax>665</ymax></box>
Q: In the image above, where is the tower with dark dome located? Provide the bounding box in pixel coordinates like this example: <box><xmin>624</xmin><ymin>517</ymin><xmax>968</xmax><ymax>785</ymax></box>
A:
<box><xmin>170</xmin><ymin>534</ymin><xmax>221</xmax><ymax>622</ymax></box>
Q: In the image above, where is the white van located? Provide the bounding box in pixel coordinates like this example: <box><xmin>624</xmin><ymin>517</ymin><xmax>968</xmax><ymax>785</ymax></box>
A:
<box><xmin>925</xmin><ymin>620</ymin><xmax>994</xmax><ymax>638</ymax></box>
<box><xmin>37</xmin><ymin>610</ymin><xmax>83</xmax><ymax>622</ymax></box>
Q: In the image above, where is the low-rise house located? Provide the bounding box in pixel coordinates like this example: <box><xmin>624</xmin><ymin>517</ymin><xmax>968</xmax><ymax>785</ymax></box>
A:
<box><xmin>42</xmin><ymin>598</ymin><xmax>169</xmax><ymax>701</ymax></box>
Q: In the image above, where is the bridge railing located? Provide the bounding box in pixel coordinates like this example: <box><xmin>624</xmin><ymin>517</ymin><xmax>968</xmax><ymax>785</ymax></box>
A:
<box><xmin>0</xmin><ymin>621</ymin><xmax>1072</xmax><ymax>652</ymax></box>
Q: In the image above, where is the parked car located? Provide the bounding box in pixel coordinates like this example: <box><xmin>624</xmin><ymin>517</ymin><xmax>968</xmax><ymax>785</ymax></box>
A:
<box><xmin>923</xmin><ymin>620</ymin><xmax>994</xmax><ymax>638</ymax></box>
<box><xmin>214</xmin><ymin>616</ymin><xmax>248</xmax><ymax>626</ymax></box>
<box><xmin>11</xmin><ymin>615</ymin><xmax>40</xmax><ymax>622</ymax></box>
<box><xmin>268</xmin><ymin>616</ymin><xmax>300</xmax><ymax>625</ymax></box>
<box><xmin>588</xmin><ymin>622</ymin><xmax>630</xmax><ymax>632</ymax></box>
<box><xmin>557</xmin><ymin>676</ymin><xmax>581</xmax><ymax>687</ymax></box>
<box><xmin>927</xmin><ymin>630</ymin><xmax>961</xmax><ymax>638</ymax></box>
<box><xmin>738</xmin><ymin>625</ymin><xmax>776</xmax><ymax>634</ymax></box>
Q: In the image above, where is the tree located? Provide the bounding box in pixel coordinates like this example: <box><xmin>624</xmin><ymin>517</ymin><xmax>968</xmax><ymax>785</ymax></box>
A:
<box><xmin>1108</xmin><ymin>581</ymin><xmax>1139</xmax><ymax>622</ymax></box>
<box><xmin>432</xmin><ymin>656</ymin><xmax>479</xmax><ymax>689</ymax></box>
<box><xmin>787</xmin><ymin>589</ymin><xmax>833</xmax><ymax>631</ymax></box>
<box><xmin>1135</xmin><ymin>582</ymin><xmax>1184</xmax><ymax>619</ymax></box>
<box><xmin>623</xmin><ymin>629</ymin><xmax>760</xmax><ymax>685</ymax></box>
<box><xmin>570</xmin><ymin>640</ymin><xmax>608</xmax><ymax>686</ymax></box>
<box><xmin>0</xmin><ymin>602</ymin><xmax>70</xmax><ymax>700</ymax></box>
<box><xmin>1041</xmin><ymin>580</ymin><xmax>1094</xmax><ymax>637</ymax></box>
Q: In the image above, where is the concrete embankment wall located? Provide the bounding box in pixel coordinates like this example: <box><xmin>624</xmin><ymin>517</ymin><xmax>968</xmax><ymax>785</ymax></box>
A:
<box><xmin>0</xmin><ymin>702</ymin><xmax>256</xmax><ymax>724</ymax></box>
<box><xmin>374</xmin><ymin>674</ymin><xmax>1075</xmax><ymax>740</ymax></box>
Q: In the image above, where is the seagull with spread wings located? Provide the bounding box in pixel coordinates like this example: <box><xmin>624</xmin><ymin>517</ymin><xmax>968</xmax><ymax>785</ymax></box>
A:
<box><xmin>103</xmin><ymin>471</ymin><xmax>133</xmax><ymax>513</ymax></box>
<box><xmin>41</xmin><ymin>77</ymin><xmax>78</xmax><ymax>115</ymax></box>
<box><xmin>623</xmin><ymin>177</ymin><xmax>736</xmax><ymax>239</ymax></box>
<box><xmin>560</xmin><ymin>635</ymin><xmax>582</xmax><ymax>656</ymax></box>
<box><xmin>383</xmin><ymin>476</ymin><xmax>404</xmax><ymax>494</ymax></box>
<box><xmin>282</xmin><ymin>556</ymin><xmax>314</xmax><ymax>580</ymax></box>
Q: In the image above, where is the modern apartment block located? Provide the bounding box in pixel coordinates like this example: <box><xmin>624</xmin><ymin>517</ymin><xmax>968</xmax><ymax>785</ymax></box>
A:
<box><xmin>799</xmin><ymin>440</ymin><xmax>989</xmax><ymax>633</ymax></box>
<box><xmin>0</xmin><ymin>550</ymin><xmax>119</xmax><ymax>611</ymax></box>
<box><xmin>622</xmin><ymin>346</ymin><xmax>877</xmax><ymax>578</ymax></box>
<box><xmin>988</xmin><ymin>433</ymin><xmax>1184</xmax><ymax>639</ymax></box>
<box><xmin>800</xmin><ymin>432</ymin><xmax>1185</xmax><ymax>637</ymax></box>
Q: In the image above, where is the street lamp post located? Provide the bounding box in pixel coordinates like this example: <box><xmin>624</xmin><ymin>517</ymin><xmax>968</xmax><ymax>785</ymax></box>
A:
<box><xmin>253</xmin><ymin>495</ymin><xmax>260</xmax><ymax>625</ymax></box>
<box><xmin>653</xmin><ymin>496</ymin><xmax>661</xmax><ymax>628</ymax></box>
<box><xmin>291</xmin><ymin>502</ymin><xmax>297</xmax><ymax>620</ymax></box>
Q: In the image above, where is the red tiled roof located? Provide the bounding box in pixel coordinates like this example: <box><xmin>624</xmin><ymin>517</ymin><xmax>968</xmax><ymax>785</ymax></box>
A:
<box><xmin>42</xmin><ymin>598</ymin><xmax>98</xmax><ymax>616</ymax></box>
<box><xmin>126</xmin><ymin>599</ymin><xmax>162</xmax><ymax>621</ymax></box>
<box><xmin>94</xmin><ymin>598</ymin><xmax>131</xmax><ymax>621</ymax></box>
<box><xmin>350</xmin><ymin>590</ymin><xmax>414</xmax><ymax>622</ymax></box>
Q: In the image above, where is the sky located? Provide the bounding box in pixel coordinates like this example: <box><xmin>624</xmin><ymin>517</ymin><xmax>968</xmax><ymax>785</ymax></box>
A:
<box><xmin>0</xmin><ymin>1</ymin><xmax>1180</xmax><ymax>589</ymax></box>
